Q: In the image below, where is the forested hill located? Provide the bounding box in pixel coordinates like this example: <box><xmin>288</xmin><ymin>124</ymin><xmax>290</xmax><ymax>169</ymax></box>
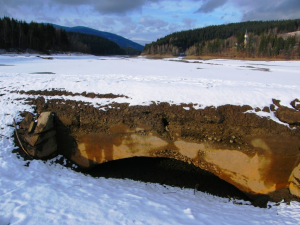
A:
<box><xmin>51</xmin><ymin>25</ymin><xmax>144</xmax><ymax>51</ymax></box>
<box><xmin>67</xmin><ymin>32</ymin><xmax>126</xmax><ymax>55</ymax></box>
<box><xmin>0</xmin><ymin>17</ymin><xmax>126</xmax><ymax>55</ymax></box>
<box><xmin>143</xmin><ymin>19</ymin><xmax>300</xmax><ymax>59</ymax></box>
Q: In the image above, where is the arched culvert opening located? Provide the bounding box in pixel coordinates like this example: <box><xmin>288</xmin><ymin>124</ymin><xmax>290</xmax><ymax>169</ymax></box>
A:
<box><xmin>86</xmin><ymin>157</ymin><xmax>250</xmax><ymax>201</ymax></box>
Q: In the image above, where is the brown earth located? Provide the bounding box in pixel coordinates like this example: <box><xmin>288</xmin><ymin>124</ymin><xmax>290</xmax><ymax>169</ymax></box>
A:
<box><xmin>15</xmin><ymin>89</ymin><xmax>300</xmax><ymax>205</ymax></box>
<box><xmin>15</xmin><ymin>89</ymin><xmax>128</xmax><ymax>99</ymax></box>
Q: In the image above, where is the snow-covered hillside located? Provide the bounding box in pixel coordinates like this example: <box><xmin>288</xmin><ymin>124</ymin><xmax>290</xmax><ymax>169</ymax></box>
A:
<box><xmin>0</xmin><ymin>54</ymin><xmax>299</xmax><ymax>224</ymax></box>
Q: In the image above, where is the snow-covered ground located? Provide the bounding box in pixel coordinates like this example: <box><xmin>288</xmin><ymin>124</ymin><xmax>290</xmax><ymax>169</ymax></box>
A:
<box><xmin>0</xmin><ymin>54</ymin><xmax>300</xmax><ymax>224</ymax></box>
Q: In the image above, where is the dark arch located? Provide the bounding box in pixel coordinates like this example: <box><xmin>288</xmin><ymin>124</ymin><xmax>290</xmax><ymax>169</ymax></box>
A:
<box><xmin>87</xmin><ymin>157</ymin><xmax>250</xmax><ymax>201</ymax></box>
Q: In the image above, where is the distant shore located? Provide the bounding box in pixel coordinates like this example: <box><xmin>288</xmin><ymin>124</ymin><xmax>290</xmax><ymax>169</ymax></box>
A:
<box><xmin>142</xmin><ymin>54</ymin><xmax>300</xmax><ymax>61</ymax></box>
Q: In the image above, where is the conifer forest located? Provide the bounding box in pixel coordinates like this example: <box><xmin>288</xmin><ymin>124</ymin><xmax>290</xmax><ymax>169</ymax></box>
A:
<box><xmin>0</xmin><ymin>17</ymin><xmax>126</xmax><ymax>55</ymax></box>
<box><xmin>143</xmin><ymin>19</ymin><xmax>300</xmax><ymax>59</ymax></box>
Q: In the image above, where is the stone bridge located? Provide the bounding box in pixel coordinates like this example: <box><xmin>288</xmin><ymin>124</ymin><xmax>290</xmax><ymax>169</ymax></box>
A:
<box><xmin>16</xmin><ymin>97</ymin><xmax>300</xmax><ymax>202</ymax></box>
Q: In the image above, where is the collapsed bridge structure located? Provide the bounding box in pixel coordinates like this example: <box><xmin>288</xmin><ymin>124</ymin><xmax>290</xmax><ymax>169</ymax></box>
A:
<box><xmin>16</xmin><ymin>95</ymin><xmax>300</xmax><ymax>202</ymax></box>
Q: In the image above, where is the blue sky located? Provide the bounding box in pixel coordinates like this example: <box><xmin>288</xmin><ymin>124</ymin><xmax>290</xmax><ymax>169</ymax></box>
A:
<box><xmin>1</xmin><ymin>0</ymin><xmax>299</xmax><ymax>45</ymax></box>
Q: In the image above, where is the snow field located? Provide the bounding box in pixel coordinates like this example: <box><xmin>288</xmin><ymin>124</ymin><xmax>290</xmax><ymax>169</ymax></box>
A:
<box><xmin>0</xmin><ymin>55</ymin><xmax>300</xmax><ymax>224</ymax></box>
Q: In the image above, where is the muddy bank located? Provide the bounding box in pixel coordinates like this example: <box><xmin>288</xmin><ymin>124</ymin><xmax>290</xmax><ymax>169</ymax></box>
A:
<box><xmin>15</xmin><ymin>90</ymin><xmax>300</xmax><ymax>203</ymax></box>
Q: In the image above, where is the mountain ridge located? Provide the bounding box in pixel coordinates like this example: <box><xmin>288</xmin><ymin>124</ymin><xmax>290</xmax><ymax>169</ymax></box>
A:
<box><xmin>51</xmin><ymin>24</ymin><xmax>144</xmax><ymax>51</ymax></box>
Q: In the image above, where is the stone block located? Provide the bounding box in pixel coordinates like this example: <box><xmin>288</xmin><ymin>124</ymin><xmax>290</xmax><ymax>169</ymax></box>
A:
<box><xmin>19</xmin><ymin>113</ymin><xmax>34</xmax><ymax>130</ymax></box>
<box><xmin>24</xmin><ymin>130</ymin><xmax>56</xmax><ymax>146</ymax></box>
<box><xmin>289</xmin><ymin>163</ymin><xmax>300</xmax><ymax>198</ymax></box>
<box><xmin>27</xmin><ymin>136</ymin><xmax>57</xmax><ymax>158</ymax></box>
<box><xmin>34</xmin><ymin>112</ymin><xmax>54</xmax><ymax>133</ymax></box>
<box><xmin>28</xmin><ymin>121</ymin><xmax>36</xmax><ymax>133</ymax></box>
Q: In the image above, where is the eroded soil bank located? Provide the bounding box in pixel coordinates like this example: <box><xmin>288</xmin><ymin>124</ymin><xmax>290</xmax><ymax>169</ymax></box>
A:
<box><xmin>16</xmin><ymin>89</ymin><xmax>300</xmax><ymax>203</ymax></box>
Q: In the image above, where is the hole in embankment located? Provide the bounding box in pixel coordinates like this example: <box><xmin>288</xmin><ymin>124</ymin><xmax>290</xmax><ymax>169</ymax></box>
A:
<box><xmin>86</xmin><ymin>157</ymin><xmax>250</xmax><ymax>201</ymax></box>
<box><xmin>162</xmin><ymin>118</ymin><xmax>169</xmax><ymax>127</ymax></box>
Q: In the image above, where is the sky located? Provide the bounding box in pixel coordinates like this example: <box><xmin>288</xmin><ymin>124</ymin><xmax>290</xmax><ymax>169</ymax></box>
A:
<box><xmin>1</xmin><ymin>0</ymin><xmax>300</xmax><ymax>46</ymax></box>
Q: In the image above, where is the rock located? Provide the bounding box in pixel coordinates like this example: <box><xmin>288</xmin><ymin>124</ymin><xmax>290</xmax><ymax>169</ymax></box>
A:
<box><xmin>34</xmin><ymin>112</ymin><xmax>54</xmax><ymax>133</ymax></box>
<box><xmin>272</xmin><ymin>99</ymin><xmax>281</xmax><ymax>107</ymax></box>
<box><xmin>291</xmin><ymin>99</ymin><xmax>300</xmax><ymax>111</ymax></box>
<box><xmin>241</xmin><ymin>105</ymin><xmax>253</xmax><ymax>112</ymax></box>
<box><xmin>255</xmin><ymin>107</ymin><xmax>261</xmax><ymax>112</ymax></box>
<box><xmin>27</xmin><ymin>136</ymin><xmax>57</xmax><ymax>158</ymax></box>
<box><xmin>17</xmin><ymin>111</ymin><xmax>57</xmax><ymax>159</ymax></box>
<box><xmin>289</xmin><ymin>163</ymin><xmax>300</xmax><ymax>198</ymax></box>
<box><xmin>19</xmin><ymin>113</ymin><xmax>34</xmax><ymax>130</ymax></box>
<box><xmin>28</xmin><ymin>121</ymin><xmax>36</xmax><ymax>133</ymax></box>
<box><xmin>24</xmin><ymin>130</ymin><xmax>56</xmax><ymax>146</ymax></box>
<box><xmin>270</xmin><ymin>104</ymin><xmax>276</xmax><ymax>111</ymax></box>
<box><xmin>276</xmin><ymin>106</ymin><xmax>300</xmax><ymax>125</ymax></box>
<box><xmin>262</xmin><ymin>106</ymin><xmax>270</xmax><ymax>113</ymax></box>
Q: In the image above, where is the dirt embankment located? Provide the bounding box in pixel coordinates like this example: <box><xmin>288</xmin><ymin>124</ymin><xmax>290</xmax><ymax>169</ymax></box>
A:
<box><xmin>15</xmin><ymin>89</ymin><xmax>300</xmax><ymax>205</ymax></box>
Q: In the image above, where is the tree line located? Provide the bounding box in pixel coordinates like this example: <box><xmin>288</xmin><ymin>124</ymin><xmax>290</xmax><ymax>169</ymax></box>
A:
<box><xmin>143</xmin><ymin>19</ymin><xmax>300</xmax><ymax>59</ymax></box>
<box><xmin>0</xmin><ymin>17</ymin><xmax>126</xmax><ymax>55</ymax></box>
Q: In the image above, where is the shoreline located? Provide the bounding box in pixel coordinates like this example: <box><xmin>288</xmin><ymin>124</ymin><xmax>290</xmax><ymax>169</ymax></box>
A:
<box><xmin>142</xmin><ymin>54</ymin><xmax>300</xmax><ymax>61</ymax></box>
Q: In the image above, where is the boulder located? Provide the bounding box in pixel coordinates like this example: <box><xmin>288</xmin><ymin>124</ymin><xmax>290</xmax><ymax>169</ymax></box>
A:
<box><xmin>28</xmin><ymin>121</ymin><xmax>36</xmax><ymax>133</ymax></box>
<box><xmin>270</xmin><ymin>104</ymin><xmax>276</xmax><ymax>111</ymax></box>
<box><xmin>17</xmin><ymin>111</ymin><xmax>57</xmax><ymax>159</ymax></box>
<box><xmin>289</xmin><ymin>163</ymin><xmax>300</xmax><ymax>197</ymax></box>
<box><xmin>262</xmin><ymin>106</ymin><xmax>270</xmax><ymax>113</ymax></box>
<box><xmin>272</xmin><ymin>98</ymin><xmax>281</xmax><ymax>107</ymax></box>
<box><xmin>276</xmin><ymin>106</ymin><xmax>300</xmax><ymax>125</ymax></box>
<box><xmin>291</xmin><ymin>99</ymin><xmax>300</xmax><ymax>111</ymax></box>
<box><xmin>34</xmin><ymin>112</ymin><xmax>54</xmax><ymax>133</ymax></box>
<box><xmin>26</xmin><ymin>136</ymin><xmax>57</xmax><ymax>158</ymax></box>
<box><xmin>24</xmin><ymin>130</ymin><xmax>56</xmax><ymax>146</ymax></box>
<box><xmin>19</xmin><ymin>113</ymin><xmax>34</xmax><ymax>130</ymax></box>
